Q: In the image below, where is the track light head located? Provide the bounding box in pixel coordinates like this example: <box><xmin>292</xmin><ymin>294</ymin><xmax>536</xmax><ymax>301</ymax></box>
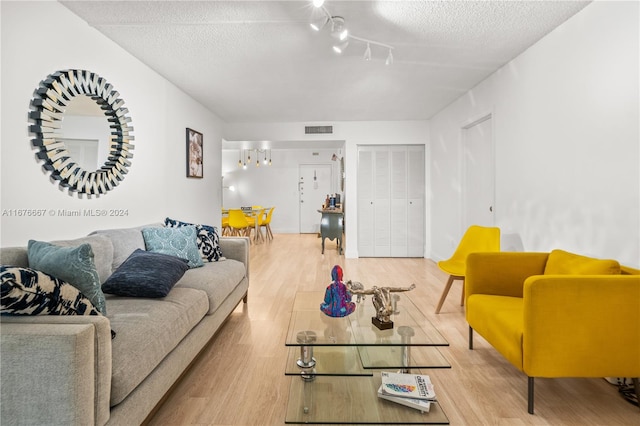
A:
<box><xmin>364</xmin><ymin>43</ymin><xmax>372</xmax><ymax>61</ymax></box>
<box><xmin>333</xmin><ymin>41</ymin><xmax>349</xmax><ymax>54</ymax></box>
<box><xmin>330</xmin><ymin>16</ymin><xmax>346</xmax><ymax>38</ymax></box>
<box><xmin>310</xmin><ymin>17</ymin><xmax>328</xmax><ymax>31</ymax></box>
<box><xmin>385</xmin><ymin>49</ymin><xmax>394</xmax><ymax>65</ymax></box>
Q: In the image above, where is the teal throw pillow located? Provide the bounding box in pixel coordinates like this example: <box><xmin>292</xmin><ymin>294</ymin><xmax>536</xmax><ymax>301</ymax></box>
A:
<box><xmin>27</xmin><ymin>240</ymin><xmax>107</xmax><ymax>315</ymax></box>
<box><xmin>142</xmin><ymin>226</ymin><xmax>204</xmax><ymax>268</ymax></box>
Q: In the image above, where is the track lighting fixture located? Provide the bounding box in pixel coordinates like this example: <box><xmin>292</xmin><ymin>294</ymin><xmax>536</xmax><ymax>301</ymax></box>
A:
<box><xmin>309</xmin><ymin>1</ymin><xmax>394</xmax><ymax>63</ymax></box>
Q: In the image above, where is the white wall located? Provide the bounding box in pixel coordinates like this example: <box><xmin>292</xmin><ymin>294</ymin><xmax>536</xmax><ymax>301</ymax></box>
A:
<box><xmin>429</xmin><ymin>1</ymin><xmax>639</xmax><ymax>267</ymax></box>
<box><xmin>1</xmin><ymin>1</ymin><xmax>224</xmax><ymax>247</ymax></box>
<box><xmin>221</xmin><ymin>147</ymin><xmax>342</xmax><ymax>233</ymax></box>
<box><xmin>224</xmin><ymin>121</ymin><xmax>429</xmax><ymax>258</ymax></box>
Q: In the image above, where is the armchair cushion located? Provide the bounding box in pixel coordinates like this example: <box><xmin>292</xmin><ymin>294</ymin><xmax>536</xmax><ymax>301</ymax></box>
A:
<box><xmin>544</xmin><ymin>249</ymin><xmax>620</xmax><ymax>275</ymax></box>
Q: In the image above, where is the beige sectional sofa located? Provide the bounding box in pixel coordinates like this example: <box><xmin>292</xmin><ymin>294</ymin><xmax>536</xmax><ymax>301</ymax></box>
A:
<box><xmin>0</xmin><ymin>224</ymin><xmax>250</xmax><ymax>425</ymax></box>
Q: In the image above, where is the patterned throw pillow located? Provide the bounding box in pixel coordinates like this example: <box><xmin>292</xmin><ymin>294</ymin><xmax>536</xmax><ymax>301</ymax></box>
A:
<box><xmin>27</xmin><ymin>240</ymin><xmax>107</xmax><ymax>315</ymax></box>
<box><xmin>142</xmin><ymin>226</ymin><xmax>204</xmax><ymax>268</ymax></box>
<box><xmin>1</xmin><ymin>266</ymin><xmax>101</xmax><ymax>316</ymax></box>
<box><xmin>164</xmin><ymin>217</ymin><xmax>223</xmax><ymax>262</ymax></box>
<box><xmin>102</xmin><ymin>249</ymin><xmax>190</xmax><ymax>298</ymax></box>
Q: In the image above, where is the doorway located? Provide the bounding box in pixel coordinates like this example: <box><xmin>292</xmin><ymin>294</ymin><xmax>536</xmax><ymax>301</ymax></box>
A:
<box><xmin>462</xmin><ymin>114</ymin><xmax>495</xmax><ymax>229</ymax></box>
<box><xmin>299</xmin><ymin>164</ymin><xmax>332</xmax><ymax>233</ymax></box>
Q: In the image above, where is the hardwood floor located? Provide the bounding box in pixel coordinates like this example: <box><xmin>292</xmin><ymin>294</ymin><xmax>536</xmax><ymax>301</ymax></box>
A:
<box><xmin>146</xmin><ymin>234</ymin><xmax>639</xmax><ymax>425</ymax></box>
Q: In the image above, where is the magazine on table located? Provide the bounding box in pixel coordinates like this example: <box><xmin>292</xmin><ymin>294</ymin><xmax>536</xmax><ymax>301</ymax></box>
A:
<box><xmin>379</xmin><ymin>371</ymin><xmax>436</xmax><ymax>400</ymax></box>
<box><xmin>377</xmin><ymin>384</ymin><xmax>432</xmax><ymax>412</ymax></box>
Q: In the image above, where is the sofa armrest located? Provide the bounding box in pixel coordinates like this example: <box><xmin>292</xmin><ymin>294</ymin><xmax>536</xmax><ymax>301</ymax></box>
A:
<box><xmin>466</xmin><ymin>252</ymin><xmax>548</xmax><ymax>299</ymax></box>
<box><xmin>0</xmin><ymin>316</ymin><xmax>112</xmax><ymax>426</ymax></box>
<box><xmin>523</xmin><ymin>275</ymin><xmax>640</xmax><ymax>378</ymax></box>
<box><xmin>219</xmin><ymin>237</ymin><xmax>250</xmax><ymax>280</ymax></box>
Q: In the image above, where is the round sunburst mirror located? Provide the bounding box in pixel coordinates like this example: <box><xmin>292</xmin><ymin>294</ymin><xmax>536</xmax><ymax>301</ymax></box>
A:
<box><xmin>28</xmin><ymin>69</ymin><xmax>134</xmax><ymax>196</ymax></box>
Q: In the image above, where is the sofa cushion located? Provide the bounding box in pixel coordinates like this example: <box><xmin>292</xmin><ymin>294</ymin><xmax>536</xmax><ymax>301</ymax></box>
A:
<box><xmin>1</xmin><ymin>266</ymin><xmax>101</xmax><ymax>316</ymax></box>
<box><xmin>90</xmin><ymin>224</ymin><xmax>161</xmax><ymax>271</ymax></box>
<box><xmin>102</xmin><ymin>249</ymin><xmax>190</xmax><ymax>298</ymax></box>
<box><xmin>544</xmin><ymin>249</ymin><xmax>621</xmax><ymax>275</ymax></box>
<box><xmin>165</xmin><ymin>217</ymin><xmax>223</xmax><ymax>262</ymax></box>
<box><xmin>105</xmin><ymin>287</ymin><xmax>208</xmax><ymax>405</ymax></box>
<box><xmin>142</xmin><ymin>226</ymin><xmax>204</xmax><ymax>269</ymax></box>
<box><xmin>174</xmin><ymin>259</ymin><xmax>246</xmax><ymax>315</ymax></box>
<box><xmin>27</xmin><ymin>240</ymin><xmax>107</xmax><ymax>315</ymax></box>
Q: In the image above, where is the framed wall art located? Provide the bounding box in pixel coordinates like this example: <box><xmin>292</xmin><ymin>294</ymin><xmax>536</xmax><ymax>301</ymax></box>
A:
<box><xmin>186</xmin><ymin>128</ymin><xmax>203</xmax><ymax>178</ymax></box>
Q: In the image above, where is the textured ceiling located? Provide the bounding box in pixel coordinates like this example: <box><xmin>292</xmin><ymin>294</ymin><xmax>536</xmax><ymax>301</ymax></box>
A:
<box><xmin>61</xmin><ymin>0</ymin><xmax>590</xmax><ymax>123</ymax></box>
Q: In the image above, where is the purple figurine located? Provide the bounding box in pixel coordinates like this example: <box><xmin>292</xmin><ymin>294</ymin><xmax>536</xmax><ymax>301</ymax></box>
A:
<box><xmin>320</xmin><ymin>265</ymin><xmax>356</xmax><ymax>317</ymax></box>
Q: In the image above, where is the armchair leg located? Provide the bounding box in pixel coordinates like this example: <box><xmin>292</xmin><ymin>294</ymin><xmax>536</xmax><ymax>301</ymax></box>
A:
<box><xmin>469</xmin><ymin>326</ymin><xmax>473</xmax><ymax>350</ymax></box>
<box><xmin>528</xmin><ymin>377</ymin><xmax>534</xmax><ymax>414</ymax></box>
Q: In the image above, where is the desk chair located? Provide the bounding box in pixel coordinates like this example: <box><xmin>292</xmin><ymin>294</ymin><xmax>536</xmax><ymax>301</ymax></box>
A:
<box><xmin>435</xmin><ymin>225</ymin><xmax>500</xmax><ymax>314</ymax></box>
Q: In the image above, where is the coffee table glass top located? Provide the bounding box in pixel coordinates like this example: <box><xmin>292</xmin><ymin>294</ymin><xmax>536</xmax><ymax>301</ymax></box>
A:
<box><xmin>286</xmin><ymin>291</ymin><xmax>449</xmax><ymax>347</ymax></box>
<box><xmin>285</xmin><ymin>291</ymin><xmax>450</xmax><ymax>373</ymax></box>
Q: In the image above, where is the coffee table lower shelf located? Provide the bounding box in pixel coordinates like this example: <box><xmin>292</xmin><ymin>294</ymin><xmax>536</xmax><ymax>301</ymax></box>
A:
<box><xmin>285</xmin><ymin>375</ymin><xmax>449</xmax><ymax>425</ymax></box>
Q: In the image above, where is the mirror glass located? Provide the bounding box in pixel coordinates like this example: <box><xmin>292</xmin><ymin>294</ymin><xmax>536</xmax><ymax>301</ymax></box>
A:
<box><xmin>60</xmin><ymin>95</ymin><xmax>112</xmax><ymax>171</ymax></box>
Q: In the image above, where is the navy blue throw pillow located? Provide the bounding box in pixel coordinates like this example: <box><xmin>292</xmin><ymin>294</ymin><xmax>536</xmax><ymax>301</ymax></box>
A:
<box><xmin>102</xmin><ymin>249</ymin><xmax>190</xmax><ymax>298</ymax></box>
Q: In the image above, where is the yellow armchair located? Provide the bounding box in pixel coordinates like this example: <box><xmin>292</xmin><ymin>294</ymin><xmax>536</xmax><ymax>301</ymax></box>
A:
<box><xmin>465</xmin><ymin>251</ymin><xmax>640</xmax><ymax>414</ymax></box>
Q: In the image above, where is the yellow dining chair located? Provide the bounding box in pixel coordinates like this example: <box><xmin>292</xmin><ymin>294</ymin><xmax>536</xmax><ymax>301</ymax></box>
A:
<box><xmin>228</xmin><ymin>209</ymin><xmax>252</xmax><ymax>238</ymax></box>
<box><xmin>221</xmin><ymin>215</ymin><xmax>231</xmax><ymax>236</ymax></box>
<box><xmin>435</xmin><ymin>225</ymin><xmax>500</xmax><ymax>314</ymax></box>
<box><xmin>259</xmin><ymin>207</ymin><xmax>275</xmax><ymax>240</ymax></box>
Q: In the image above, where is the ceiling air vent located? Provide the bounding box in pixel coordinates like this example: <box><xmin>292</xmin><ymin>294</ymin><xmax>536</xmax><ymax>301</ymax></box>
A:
<box><xmin>305</xmin><ymin>125</ymin><xmax>333</xmax><ymax>134</ymax></box>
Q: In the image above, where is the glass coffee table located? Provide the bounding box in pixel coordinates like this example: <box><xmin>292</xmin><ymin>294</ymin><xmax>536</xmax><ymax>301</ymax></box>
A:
<box><xmin>284</xmin><ymin>291</ymin><xmax>450</xmax><ymax>424</ymax></box>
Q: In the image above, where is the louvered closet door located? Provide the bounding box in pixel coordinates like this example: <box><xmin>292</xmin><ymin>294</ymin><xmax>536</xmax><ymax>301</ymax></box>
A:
<box><xmin>407</xmin><ymin>146</ymin><xmax>425</xmax><ymax>257</ymax></box>
<box><xmin>373</xmin><ymin>149</ymin><xmax>391</xmax><ymax>257</ymax></box>
<box><xmin>357</xmin><ymin>149</ymin><xmax>375</xmax><ymax>257</ymax></box>
<box><xmin>358</xmin><ymin>145</ymin><xmax>425</xmax><ymax>258</ymax></box>
<box><xmin>390</xmin><ymin>147</ymin><xmax>408</xmax><ymax>257</ymax></box>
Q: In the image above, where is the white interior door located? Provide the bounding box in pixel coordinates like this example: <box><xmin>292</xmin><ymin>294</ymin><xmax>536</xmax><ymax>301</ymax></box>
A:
<box><xmin>299</xmin><ymin>164</ymin><xmax>332</xmax><ymax>233</ymax></box>
<box><xmin>462</xmin><ymin>115</ymin><xmax>495</xmax><ymax>228</ymax></box>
